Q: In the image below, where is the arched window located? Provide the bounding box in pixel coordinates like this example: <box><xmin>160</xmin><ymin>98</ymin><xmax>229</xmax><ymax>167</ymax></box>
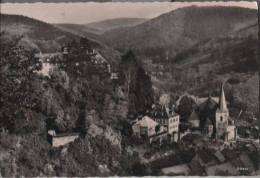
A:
<box><xmin>220</xmin><ymin>116</ymin><xmax>223</xmax><ymax>121</ymax></box>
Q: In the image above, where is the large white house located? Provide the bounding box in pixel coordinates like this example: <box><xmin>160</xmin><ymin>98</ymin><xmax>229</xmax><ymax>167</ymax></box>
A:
<box><xmin>147</xmin><ymin>105</ymin><xmax>180</xmax><ymax>141</ymax></box>
<box><xmin>132</xmin><ymin>105</ymin><xmax>180</xmax><ymax>143</ymax></box>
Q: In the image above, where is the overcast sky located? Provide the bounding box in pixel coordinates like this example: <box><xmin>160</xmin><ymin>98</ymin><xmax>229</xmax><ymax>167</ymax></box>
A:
<box><xmin>1</xmin><ymin>1</ymin><xmax>257</xmax><ymax>24</ymax></box>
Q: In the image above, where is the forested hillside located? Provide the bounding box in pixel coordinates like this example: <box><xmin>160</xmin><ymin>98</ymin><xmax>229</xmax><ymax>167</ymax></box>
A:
<box><xmin>101</xmin><ymin>6</ymin><xmax>257</xmax><ymax>58</ymax></box>
<box><xmin>0</xmin><ymin>14</ymin><xmax>79</xmax><ymax>52</ymax></box>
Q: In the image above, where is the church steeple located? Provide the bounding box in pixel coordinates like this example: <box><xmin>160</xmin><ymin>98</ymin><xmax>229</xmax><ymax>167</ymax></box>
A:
<box><xmin>219</xmin><ymin>84</ymin><xmax>228</xmax><ymax>113</ymax></box>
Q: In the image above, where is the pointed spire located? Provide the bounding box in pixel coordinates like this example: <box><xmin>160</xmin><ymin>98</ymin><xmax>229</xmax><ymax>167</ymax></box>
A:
<box><xmin>219</xmin><ymin>83</ymin><xmax>228</xmax><ymax>113</ymax></box>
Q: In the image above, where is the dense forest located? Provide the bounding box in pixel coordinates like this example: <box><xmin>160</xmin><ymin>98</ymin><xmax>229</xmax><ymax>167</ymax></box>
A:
<box><xmin>0</xmin><ymin>33</ymin><xmax>154</xmax><ymax>177</ymax></box>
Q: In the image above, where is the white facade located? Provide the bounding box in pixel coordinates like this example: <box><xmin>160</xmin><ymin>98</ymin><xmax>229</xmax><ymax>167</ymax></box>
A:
<box><xmin>215</xmin><ymin>112</ymin><xmax>229</xmax><ymax>138</ymax></box>
<box><xmin>168</xmin><ymin>116</ymin><xmax>179</xmax><ymax>134</ymax></box>
<box><xmin>132</xmin><ymin>116</ymin><xmax>159</xmax><ymax>137</ymax></box>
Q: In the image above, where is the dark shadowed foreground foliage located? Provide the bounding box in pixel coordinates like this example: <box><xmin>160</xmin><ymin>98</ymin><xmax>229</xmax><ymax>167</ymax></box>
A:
<box><xmin>0</xmin><ymin>34</ymin><xmax>154</xmax><ymax>177</ymax></box>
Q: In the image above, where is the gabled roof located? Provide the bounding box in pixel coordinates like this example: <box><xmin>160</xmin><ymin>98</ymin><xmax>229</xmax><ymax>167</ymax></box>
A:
<box><xmin>196</xmin><ymin>97</ymin><xmax>219</xmax><ymax>105</ymax></box>
<box><xmin>231</xmin><ymin>158</ymin><xmax>249</xmax><ymax>175</ymax></box>
<box><xmin>239</xmin><ymin>153</ymin><xmax>256</xmax><ymax>171</ymax></box>
<box><xmin>205</xmin><ymin>117</ymin><xmax>213</xmax><ymax>125</ymax></box>
<box><xmin>189</xmin><ymin>163</ymin><xmax>204</xmax><ymax>176</ymax></box>
<box><xmin>214</xmin><ymin>151</ymin><xmax>225</xmax><ymax>163</ymax></box>
<box><xmin>221</xmin><ymin>149</ymin><xmax>237</xmax><ymax>161</ymax></box>
<box><xmin>133</xmin><ymin>116</ymin><xmax>158</xmax><ymax>128</ymax></box>
<box><xmin>198</xmin><ymin>96</ymin><xmax>218</xmax><ymax>112</ymax></box>
<box><xmin>188</xmin><ymin>110</ymin><xmax>200</xmax><ymax>121</ymax></box>
<box><xmin>197</xmin><ymin>96</ymin><xmax>218</xmax><ymax>122</ymax></box>
<box><xmin>197</xmin><ymin>150</ymin><xmax>215</xmax><ymax>164</ymax></box>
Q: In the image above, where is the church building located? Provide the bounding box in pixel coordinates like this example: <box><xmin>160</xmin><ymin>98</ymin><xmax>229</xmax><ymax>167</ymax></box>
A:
<box><xmin>196</xmin><ymin>85</ymin><xmax>237</xmax><ymax>141</ymax></box>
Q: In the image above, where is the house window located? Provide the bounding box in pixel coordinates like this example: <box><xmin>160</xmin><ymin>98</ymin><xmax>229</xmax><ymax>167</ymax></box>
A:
<box><xmin>220</xmin><ymin>116</ymin><xmax>223</xmax><ymax>121</ymax></box>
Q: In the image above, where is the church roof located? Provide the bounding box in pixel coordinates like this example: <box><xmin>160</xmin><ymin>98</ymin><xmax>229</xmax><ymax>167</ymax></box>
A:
<box><xmin>217</xmin><ymin>84</ymin><xmax>228</xmax><ymax>113</ymax></box>
<box><xmin>199</xmin><ymin>96</ymin><xmax>218</xmax><ymax>110</ymax></box>
<box><xmin>188</xmin><ymin>110</ymin><xmax>200</xmax><ymax>121</ymax></box>
<box><xmin>205</xmin><ymin>117</ymin><xmax>213</xmax><ymax>125</ymax></box>
<box><xmin>197</xmin><ymin>96</ymin><xmax>218</xmax><ymax>125</ymax></box>
<box><xmin>196</xmin><ymin>97</ymin><xmax>219</xmax><ymax>105</ymax></box>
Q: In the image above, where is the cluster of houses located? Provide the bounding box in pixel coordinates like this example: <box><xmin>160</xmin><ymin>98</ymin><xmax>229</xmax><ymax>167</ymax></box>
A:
<box><xmin>160</xmin><ymin>140</ymin><xmax>259</xmax><ymax>176</ymax></box>
<box><xmin>132</xmin><ymin>85</ymin><xmax>237</xmax><ymax>144</ymax></box>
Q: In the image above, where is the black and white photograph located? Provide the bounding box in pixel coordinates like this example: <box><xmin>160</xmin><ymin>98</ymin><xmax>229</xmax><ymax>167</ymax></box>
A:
<box><xmin>0</xmin><ymin>1</ymin><xmax>259</xmax><ymax>177</ymax></box>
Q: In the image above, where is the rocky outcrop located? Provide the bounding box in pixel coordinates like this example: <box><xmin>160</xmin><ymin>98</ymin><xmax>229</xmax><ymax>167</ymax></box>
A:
<box><xmin>102</xmin><ymin>87</ymin><xmax>128</xmax><ymax>120</ymax></box>
<box><xmin>88</xmin><ymin>124</ymin><xmax>122</xmax><ymax>152</ymax></box>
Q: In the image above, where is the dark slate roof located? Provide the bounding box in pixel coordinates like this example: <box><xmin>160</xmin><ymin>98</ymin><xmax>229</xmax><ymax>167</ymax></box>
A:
<box><xmin>148</xmin><ymin>105</ymin><xmax>179</xmax><ymax>119</ymax></box>
<box><xmin>221</xmin><ymin>149</ymin><xmax>237</xmax><ymax>161</ymax></box>
<box><xmin>231</xmin><ymin>158</ymin><xmax>249</xmax><ymax>175</ymax></box>
<box><xmin>205</xmin><ymin>117</ymin><xmax>213</xmax><ymax>125</ymax></box>
<box><xmin>189</xmin><ymin>163</ymin><xmax>204</xmax><ymax>176</ymax></box>
<box><xmin>248</xmin><ymin>151</ymin><xmax>259</xmax><ymax>170</ymax></box>
<box><xmin>198</xmin><ymin>96</ymin><xmax>218</xmax><ymax>112</ymax></box>
<box><xmin>188</xmin><ymin>110</ymin><xmax>200</xmax><ymax>121</ymax></box>
<box><xmin>197</xmin><ymin>150</ymin><xmax>215</xmax><ymax>164</ymax></box>
<box><xmin>197</xmin><ymin>96</ymin><xmax>218</xmax><ymax>124</ymax></box>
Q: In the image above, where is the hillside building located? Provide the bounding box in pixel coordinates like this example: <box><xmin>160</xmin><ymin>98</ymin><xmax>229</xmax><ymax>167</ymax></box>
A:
<box><xmin>132</xmin><ymin>105</ymin><xmax>180</xmax><ymax>143</ymax></box>
<box><xmin>132</xmin><ymin>116</ymin><xmax>160</xmax><ymax>137</ymax></box>
<box><xmin>132</xmin><ymin>116</ymin><xmax>168</xmax><ymax>143</ymax></box>
<box><xmin>47</xmin><ymin>130</ymin><xmax>79</xmax><ymax>147</ymax></box>
<box><xmin>147</xmin><ymin>105</ymin><xmax>180</xmax><ymax>141</ymax></box>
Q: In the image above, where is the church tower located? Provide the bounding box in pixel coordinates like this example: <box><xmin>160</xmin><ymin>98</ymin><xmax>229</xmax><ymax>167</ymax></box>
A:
<box><xmin>215</xmin><ymin>84</ymin><xmax>229</xmax><ymax>139</ymax></box>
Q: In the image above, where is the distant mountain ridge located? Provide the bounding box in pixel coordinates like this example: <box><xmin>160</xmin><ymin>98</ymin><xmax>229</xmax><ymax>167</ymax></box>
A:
<box><xmin>54</xmin><ymin>18</ymin><xmax>148</xmax><ymax>36</ymax></box>
<box><xmin>0</xmin><ymin>14</ymin><xmax>122</xmax><ymax>63</ymax></box>
<box><xmin>84</xmin><ymin>18</ymin><xmax>148</xmax><ymax>34</ymax></box>
<box><xmin>53</xmin><ymin>6</ymin><xmax>257</xmax><ymax>59</ymax></box>
<box><xmin>100</xmin><ymin>6</ymin><xmax>257</xmax><ymax>57</ymax></box>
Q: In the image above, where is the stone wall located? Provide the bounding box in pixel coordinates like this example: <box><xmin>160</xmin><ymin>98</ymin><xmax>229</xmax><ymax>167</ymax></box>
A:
<box><xmin>52</xmin><ymin>134</ymin><xmax>79</xmax><ymax>147</ymax></box>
